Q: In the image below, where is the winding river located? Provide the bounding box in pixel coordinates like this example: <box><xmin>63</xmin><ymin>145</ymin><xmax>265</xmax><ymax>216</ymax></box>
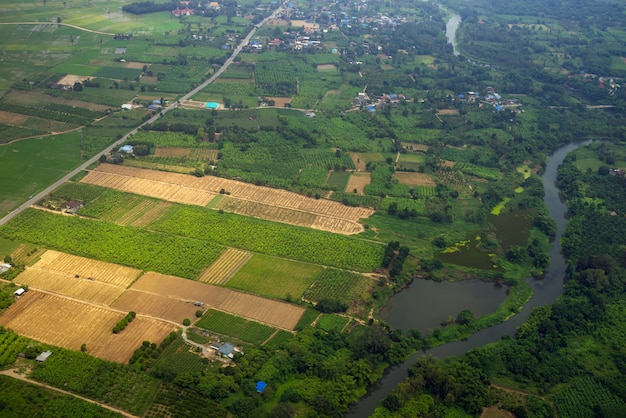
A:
<box><xmin>348</xmin><ymin>141</ymin><xmax>594</xmax><ymax>416</ymax></box>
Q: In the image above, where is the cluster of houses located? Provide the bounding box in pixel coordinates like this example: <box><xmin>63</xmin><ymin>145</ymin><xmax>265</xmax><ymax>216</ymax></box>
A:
<box><xmin>353</xmin><ymin>91</ymin><xmax>407</xmax><ymax>112</ymax></box>
<box><xmin>171</xmin><ymin>1</ymin><xmax>221</xmax><ymax>17</ymax></box>
<box><xmin>457</xmin><ymin>87</ymin><xmax>521</xmax><ymax>111</ymax></box>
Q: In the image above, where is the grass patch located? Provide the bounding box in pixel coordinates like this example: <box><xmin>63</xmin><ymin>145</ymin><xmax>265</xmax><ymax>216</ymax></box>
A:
<box><xmin>326</xmin><ymin>170</ymin><xmax>352</xmax><ymax>190</ymax></box>
<box><xmin>195</xmin><ymin>310</ymin><xmax>275</xmax><ymax>344</ymax></box>
<box><xmin>294</xmin><ymin>308</ymin><xmax>320</xmax><ymax>331</ymax></box>
<box><xmin>316</xmin><ymin>314</ymin><xmax>350</xmax><ymax>332</ymax></box>
<box><xmin>226</xmin><ymin>254</ymin><xmax>323</xmax><ymax>301</ymax></box>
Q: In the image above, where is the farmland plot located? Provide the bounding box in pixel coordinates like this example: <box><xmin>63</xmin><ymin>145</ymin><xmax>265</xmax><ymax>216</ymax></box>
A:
<box><xmin>80</xmin><ymin>170</ymin><xmax>217</xmax><ymax>206</ymax></box>
<box><xmin>198</xmin><ymin>248</ymin><xmax>252</xmax><ymax>284</ymax></box>
<box><xmin>111</xmin><ymin>290</ymin><xmax>198</xmax><ymax>324</ymax></box>
<box><xmin>212</xmin><ymin>197</ymin><xmax>365</xmax><ymax>234</ymax></box>
<box><xmin>394</xmin><ymin>172</ymin><xmax>437</xmax><ymax>187</ymax></box>
<box><xmin>84</xmin><ymin>164</ymin><xmax>373</xmax><ymax>234</ymax></box>
<box><xmin>345</xmin><ymin>172</ymin><xmax>371</xmax><ymax>195</ymax></box>
<box><xmin>0</xmin><ymin>292</ymin><xmax>174</xmax><ymax>363</ymax></box>
<box><xmin>31</xmin><ymin>250</ymin><xmax>141</xmax><ymax>288</ymax></box>
<box><xmin>130</xmin><ymin>273</ymin><xmax>305</xmax><ymax>330</ymax></box>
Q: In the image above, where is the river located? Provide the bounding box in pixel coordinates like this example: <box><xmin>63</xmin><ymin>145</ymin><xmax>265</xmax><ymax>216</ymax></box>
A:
<box><xmin>445</xmin><ymin>13</ymin><xmax>462</xmax><ymax>56</ymax></box>
<box><xmin>348</xmin><ymin>140</ymin><xmax>594</xmax><ymax>416</ymax></box>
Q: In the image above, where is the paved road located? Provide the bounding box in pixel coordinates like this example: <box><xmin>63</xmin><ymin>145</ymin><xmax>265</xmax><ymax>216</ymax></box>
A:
<box><xmin>0</xmin><ymin>3</ymin><xmax>285</xmax><ymax>228</ymax></box>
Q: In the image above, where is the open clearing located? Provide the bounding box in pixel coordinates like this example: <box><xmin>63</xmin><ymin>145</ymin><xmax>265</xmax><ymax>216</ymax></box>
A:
<box><xmin>57</xmin><ymin>74</ymin><xmax>92</xmax><ymax>86</ymax></box>
<box><xmin>317</xmin><ymin>64</ymin><xmax>338</xmax><ymax>71</ymax></box>
<box><xmin>198</xmin><ymin>248</ymin><xmax>252</xmax><ymax>284</ymax></box>
<box><xmin>347</xmin><ymin>152</ymin><xmax>367</xmax><ymax>171</ymax></box>
<box><xmin>130</xmin><ymin>272</ymin><xmax>305</xmax><ymax>330</ymax></box>
<box><xmin>436</xmin><ymin>109</ymin><xmax>459</xmax><ymax>115</ymax></box>
<box><xmin>81</xmin><ymin>164</ymin><xmax>373</xmax><ymax>234</ymax></box>
<box><xmin>394</xmin><ymin>172</ymin><xmax>437</xmax><ymax>187</ymax></box>
<box><xmin>264</xmin><ymin>96</ymin><xmax>291</xmax><ymax>107</ymax></box>
<box><xmin>0</xmin><ymin>291</ymin><xmax>175</xmax><ymax>363</ymax></box>
<box><xmin>0</xmin><ymin>110</ymin><xmax>28</xmax><ymax>125</ymax></box>
<box><xmin>345</xmin><ymin>172</ymin><xmax>371</xmax><ymax>195</ymax></box>
<box><xmin>226</xmin><ymin>254</ymin><xmax>323</xmax><ymax>300</ymax></box>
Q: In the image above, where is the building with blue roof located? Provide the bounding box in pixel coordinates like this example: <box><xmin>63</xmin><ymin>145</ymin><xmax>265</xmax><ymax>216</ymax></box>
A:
<box><xmin>256</xmin><ymin>381</ymin><xmax>268</xmax><ymax>393</ymax></box>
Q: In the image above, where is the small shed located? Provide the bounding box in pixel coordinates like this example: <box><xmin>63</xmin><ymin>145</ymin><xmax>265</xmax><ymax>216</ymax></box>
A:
<box><xmin>119</xmin><ymin>145</ymin><xmax>134</xmax><ymax>153</ymax></box>
<box><xmin>0</xmin><ymin>263</ymin><xmax>11</xmax><ymax>274</ymax></box>
<box><xmin>14</xmin><ymin>288</ymin><xmax>25</xmax><ymax>297</ymax></box>
<box><xmin>205</xmin><ymin>102</ymin><xmax>220</xmax><ymax>110</ymax></box>
<box><xmin>256</xmin><ymin>381</ymin><xmax>268</xmax><ymax>393</ymax></box>
<box><xmin>121</xmin><ymin>103</ymin><xmax>133</xmax><ymax>110</ymax></box>
<box><xmin>36</xmin><ymin>350</ymin><xmax>52</xmax><ymax>362</ymax></box>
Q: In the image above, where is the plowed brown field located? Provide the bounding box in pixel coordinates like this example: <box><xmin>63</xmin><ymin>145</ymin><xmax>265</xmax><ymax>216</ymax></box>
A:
<box><xmin>130</xmin><ymin>272</ymin><xmax>304</xmax><ymax>329</ymax></box>
<box><xmin>112</xmin><ymin>289</ymin><xmax>200</xmax><ymax>323</ymax></box>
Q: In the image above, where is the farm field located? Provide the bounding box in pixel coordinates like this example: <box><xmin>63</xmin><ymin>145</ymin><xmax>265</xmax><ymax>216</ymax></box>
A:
<box><xmin>82</xmin><ymin>164</ymin><xmax>374</xmax><ymax>233</ymax></box>
<box><xmin>111</xmin><ymin>290</ymin><xmax>199</xmax><ymax>324</ymax></box>
<box><xmin>346</xmin><ymin>172</ymin><xmax>372</xmax><ymax>195</ymax></box>
<box><xmin>130</xmin><ymin>272</ymin><xmax>305</xmax><ymax>330</ymax></box>
<box><xmin>212</xmin><ymin>197</ymin><xmax>365</xmax><ymax>234</ymax></box>
<box><xmin>195</xmin><ymin>309</ymin><xmax>276</xmax><ymax>345</ymax></box>
<box><xmin>0</xmin><ymin>291</ymin><xmax>175</xmax><ymax>363</ymax></box>
<box><xmin>394</xmin><ymin>172</ymin><xmax>437</xmax><ymax>187</ymax></box>
<box><xmin>197</xmin><ymin>248</ymin><xmax>252</xmax><ymax>284</ymax></box>
<box><xmin>80</xmin><ymin>170</ymin><xmax>217</xmax><ymax>207</ymax></box>
<box><xmin>31</xmin><ymin>250</ymin><xmax>141</xmax><ymax>287</ymax></box>
<box><xmin>226</xmin><ymin>254</ymin><xmax>323</xmax><ymax>300</ymax></box>
<box><xmin>303</xmin><ymin>268</ymin><xmax>374</xmax><ymax>305</ymax></box>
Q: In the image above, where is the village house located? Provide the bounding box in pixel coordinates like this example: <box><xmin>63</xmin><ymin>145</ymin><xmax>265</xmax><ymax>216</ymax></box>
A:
<box><xmin>172</xmin><ymin>7</ymin><xmax>194</xmax><ymax>17</ymax></box>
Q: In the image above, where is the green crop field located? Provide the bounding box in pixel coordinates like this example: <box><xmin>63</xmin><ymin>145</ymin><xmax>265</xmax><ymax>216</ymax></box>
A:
<box><xmin>553</xmin><ymin>377</ymin><xmax>626</xmax><ymax>418</ymax></box>
<box><xmin>152</xmin><ymin>337</ymin><xmax>208</xmax><ymax>375</ymax></box>
<box><xmin>0</xmin><ymin>209</ymin><xmax>225</xmax><ymax>279</ymax></box>
<box><xmin>0</xmin><ymin>133</ymin><xmax>83</xmax><ymax>214</ymax></box>
<box><xmin>196</xmin><ymin>310</ymin><xmax>275</xmax><ymax>344</ymax></box>
<box><xmin>151</xmin><ymin>205</ymin><xmax>384</xmax><ymax>272</ymax></box>
<box><xmin>304</xmin><ymin>269</ymin><xmax>373</xmax><ymax>304</ymax></box>
<box><xmin>0</xmin><ymin>329</ymin><xmax>29</xmax><ymax>367</ymax></box>
<box><xmin>316</xmin><ymin>314</ymin><xmax>350</xmax><ymax>332</ymax></box>
<box><xmin>226</xmin><ymin>254</ymin><xmax>323</xmax><ymax>300</ymax></box>
<box><xmin>264</xmin><ymin>330</ymin><xmax>294</xmax><ymax>350</ymax></box>
<box><xmin>326</xmin><ymin>170</ymin><xmax>352</xmax><ymax>191</ymax></box>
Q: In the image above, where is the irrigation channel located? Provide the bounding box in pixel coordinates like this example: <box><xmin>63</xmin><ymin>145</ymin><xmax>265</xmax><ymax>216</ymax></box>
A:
<box><xmin>349</xmin><ymin>138</ymin><xmax>595</xmax><ymax>415</ymax></box>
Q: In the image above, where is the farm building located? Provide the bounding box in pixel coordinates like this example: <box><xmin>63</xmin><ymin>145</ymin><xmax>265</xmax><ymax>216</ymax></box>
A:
<box><xmin>256</xmin><ymin>381</ymin><xmax>268</xmax><ymax>393</ymax></box>
<box><xmin>0</xmin><ymin>263</ymin><xmax>11</xmax><ymax>274</ymax></box>
<box><xmin>121</xmin><ymin>103</ymin><xmax>133</xmax><ymax>110</ymax></box>
<box><xmin>205</xmin><ymin>102</ymin><xmax>220</xmax><ymax>110</ymax></box>
<box><xmin>36</xmin><ymin>351</ymin><xmax>52</xmax><ymax>362</ymax></box>
<box><xmin>218</xmin><ymin>343</ymin><xmax>237</xmax><ymax>358</ymax></box>
<box><xmin>119</xmin><ymin>145</ymin><xmax>134</xmax><ymax>153</ymax></box>
<box><xmin>14</xmin><ymin>288</ymin><xmax>25</xmax><ymax>297</ymax></box>
<box><xmin>65</xmin><ymin>200</ymin><xmax>83</xmax><ymax>214</ymax></box>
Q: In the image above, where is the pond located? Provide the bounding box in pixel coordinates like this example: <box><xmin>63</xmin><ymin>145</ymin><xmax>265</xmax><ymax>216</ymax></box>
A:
<box><xmin>379</xmin><ymin>279</ymin><xmax>507</xmax><ymax>333</ymax></box>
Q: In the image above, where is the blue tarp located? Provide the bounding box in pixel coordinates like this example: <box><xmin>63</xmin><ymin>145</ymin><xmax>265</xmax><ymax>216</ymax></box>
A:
<box><xmin>256</xmin><ymin>381</ymin><xmax>267</xmax><ymax>393</ymax></box>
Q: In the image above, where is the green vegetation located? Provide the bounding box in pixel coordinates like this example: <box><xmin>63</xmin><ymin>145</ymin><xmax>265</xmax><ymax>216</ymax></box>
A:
<box><xmin>196</xmin><ymin>310</ymin><xmax>275</xmax><ymax>345</ymax></box>
<box><xmin>304</xmin><ymin>269</ymin><xmax>373</xmax><ymax>305</ymax></box>
<box><xmin>112</xmin><ymin>311</ymin><xmax>136</xmax><ymax>334</ymax></box>
<box><xmin>30</xmin><ymin>348</ymin><xmax>160</xmax><ymax>416</ymax></box>
<box><xmin>0</xmin><ymin>209</ymin><xmax>224</xmax><ymax>279</ymax></box>
<box><xmin>0</xmin><ymin>328</ymin><xmax>29</xmax><ymax>367</ymax></box>
<box><xmin>151</xmin><ymin>205</ymin><xmax>384</xmax><ymax>272</ymax></box>
<box><xmin>226</xmin><ymin>255</ymin><xmax>323</xmax><ymax>300</ymax></box>
<box><xmin>0</xmin><ymin>375</ymin><xmax>123</xmax><ymax>418</ymax></box>
<box><xmin>316</xmin><ymin>314</ymin><xmax>350</xmax><ymax>332</ymax></box>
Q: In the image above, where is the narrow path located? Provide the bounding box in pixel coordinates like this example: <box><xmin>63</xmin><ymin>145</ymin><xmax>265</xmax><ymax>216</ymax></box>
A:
<box><xmin>0</xmin><ymin>368</ymin><xmax>138</xmax><ymax>418</ymax></box>
<box><xmin>0</xmin><ymin>21</ymin><xmax>114</xmax><ymax>36</ymax></box>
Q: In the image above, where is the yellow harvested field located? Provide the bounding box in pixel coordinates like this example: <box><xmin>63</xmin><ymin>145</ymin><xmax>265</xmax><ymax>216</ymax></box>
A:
<box><xmin>154</xmin><ymin>148</ymin><xmax>190</xmax><ymax>157</ymax></box>
<box><xmin>80</xmin><ymin>169</ymin><xmax>216</xmax><ymax>206</ymax></box>
<box><xmin>0</xmin><ymin>110</ymin><xmax>28</xmax><ymax>125</ymax></box>
<box><xmin>190</xmin><ymin>148</ymin><xmax>219</xmax><ymax>160</ymax></box>
<box><xmin>31</xmin><ymin>250</ymin><xmax>141</xmax><ymax>288</ymax></box>
<box><xmin>345</xmin><ymin>172</ymin><xmax>371</xmax><ymax>195</ymax></box>
<box><xmin>0</xmin><ymin>291</ymin><xmax>175</xmax><ymax>363</ymax></box>
<box><xmin>198</xmin><ymin>248</ymin><xmax>252</xmax><ymax>284</ymax></box>
<box><xmin>131</xmin><ymin>273</ymin><xmax>305</xmax><ymax>330</ymax></box>
<box><xmin>394</xmin><ymin>172</ymin><xmax>437</xmax><ymax>187</ymax></box>
<box><xmin>112</xmin><ymin>289</ymin><xmax>199</xmax><ymax>323</ymax></box>
<box><xmin>212</xmin><ymin>197</ymin><xmax>365</xmax><ymax>234</ymax></box>
<box><xmin>15</xmin><ymin>269</ymin><xmax>125</xmax><ymax>305</ymax></box>
<box><xmin>84</xmin><ymin>164</ymin><xmax>373</xmax><ymax>233</ymax></box>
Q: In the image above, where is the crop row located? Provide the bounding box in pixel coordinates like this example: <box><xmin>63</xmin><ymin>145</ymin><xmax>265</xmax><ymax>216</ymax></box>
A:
<box><xmin>51</xmin><ymin>182</ymin><xmax>107</xmax><ymax>203</ymax></box>
<box><xmin>204</xmin><ymin>81</ymin><xmax>255</xmax><ymax>95</ymax></box>
<box><xmin>553</xmin><ymin>377</ymin><xmax>626</xmax><ymax>418</ymax></box>
<box><xmin>195</xmin><ymin>309</ymin><xmax>275</xmax><ymax>344</ymax></box>
<box><xmin>455</xmin><ymin>162</ymin><xmax>501</xmax><ymax>181</ymax></box>
<box><xmin>0</xmin><ymin>209</ymin><xmax>225</xmax><ymax>279</ymax></box>
<box><xmin>152</xmin><ymin>338</ymin><xmax>207</xmax><ymax>375</ymax></box>
<box><xmin>304</xmin><ymin>268</ymin><xmax>371</xmax><ymax>304</ymax></box>
<box><xmin>151</xmin><ymin>205</ymin><xmax>383</xmax><ymax>272</ymax></box>
<box><xmin>0</xmin><ymin>102</ymin><xmax>92</xmax><ymax>125</ymax></box>
<box><xmin>0</xmin><ymin>330</ymin><xmax>28</xmax><ymax>367</ymax></box>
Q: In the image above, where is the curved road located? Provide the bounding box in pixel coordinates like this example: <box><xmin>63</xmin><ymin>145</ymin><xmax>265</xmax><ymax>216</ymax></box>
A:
<box><xmin>0</xmin><ymin>3</ymin><xmax>285</xmax><ymax>228</ymax></box>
